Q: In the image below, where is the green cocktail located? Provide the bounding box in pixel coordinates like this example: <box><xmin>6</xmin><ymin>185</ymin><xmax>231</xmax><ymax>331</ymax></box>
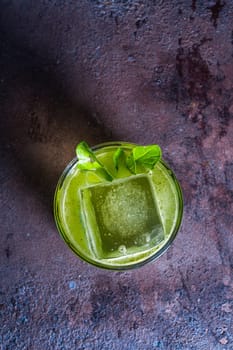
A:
<box><xmin>54</xmin><ymin>142</ymin><xmax>183</xmax><ymax>270</ymax></box>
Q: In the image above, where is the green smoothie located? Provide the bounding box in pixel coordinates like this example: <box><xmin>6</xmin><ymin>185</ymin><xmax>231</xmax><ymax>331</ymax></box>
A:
<box><xmin>54</xmin><ymin>142</ymin><xmax>183</xmax><ymax>270</ymax></box>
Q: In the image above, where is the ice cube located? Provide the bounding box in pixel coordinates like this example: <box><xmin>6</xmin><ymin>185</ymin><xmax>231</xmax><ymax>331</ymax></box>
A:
<box><xmin>80</xmin><ymin>174</ymin><xmax>164</xmax><ymax>259</ymax></box>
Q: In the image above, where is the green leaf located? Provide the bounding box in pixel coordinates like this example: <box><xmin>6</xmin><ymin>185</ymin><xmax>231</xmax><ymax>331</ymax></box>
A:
<box><xmin>126</xmin><ymin>145</ymin><xmax>161</xmax><ymax>174</ymax></box>
<box><xmin>76</xmin><ymin>141</ymin><xmax>113</xmax><ymax>181</ymax></box>
<box><xmin>126</xmin><ymin>153</ymin><xmax>136</xmax><ymax>174</ymax></box>
<box><xmin>113</xmin><ymin>148</ymin><xmax>125</xmax><ymax>171</ymax></box>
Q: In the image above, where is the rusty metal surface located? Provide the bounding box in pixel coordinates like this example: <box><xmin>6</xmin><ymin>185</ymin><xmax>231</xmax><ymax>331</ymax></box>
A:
<box><xmin>0</xmin><ymin>1</ymin><xmax>233</xmax><ymax>349</ymax></box>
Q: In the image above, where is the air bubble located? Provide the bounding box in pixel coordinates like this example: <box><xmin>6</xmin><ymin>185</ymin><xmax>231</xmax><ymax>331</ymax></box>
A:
<box><xmin>118</xmin><ymin>245</ymin><xmax>127</xmax><ymax>255</ymax></box>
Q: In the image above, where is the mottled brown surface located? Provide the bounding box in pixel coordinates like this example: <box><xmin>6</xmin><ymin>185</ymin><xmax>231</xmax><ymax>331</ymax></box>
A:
<box><xmin>0</xmin><ymin>1</ymin><xmax>233</xmax><ymax>349</ymax></box>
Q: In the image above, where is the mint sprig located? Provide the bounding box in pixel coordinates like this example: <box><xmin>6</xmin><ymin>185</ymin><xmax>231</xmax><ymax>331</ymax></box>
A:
<box><xmin>126</xmin><ymin>145</ymin><xmax>162</xmax><ymax>174</ymax></box>
<box><xmin>75</xmin><ymin>142</ymin><xmax>162</xmax><ymax>181</ymax></box>
<box><xmin>76</xmin><ymin>141</ymin><xmax>113</xmax><ymax>181</ymax></box>
<box><xmin>113</xmin><ymin>147</ymin><xmax>125</xmax><ymax>171</ymax></box>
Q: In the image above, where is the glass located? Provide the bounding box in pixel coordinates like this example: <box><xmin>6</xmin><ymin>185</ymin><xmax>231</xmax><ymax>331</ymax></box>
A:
<box><xmin>54</xmin><ymin>142</ymin><xmax>183</xmax><ymax>270</ymax></box>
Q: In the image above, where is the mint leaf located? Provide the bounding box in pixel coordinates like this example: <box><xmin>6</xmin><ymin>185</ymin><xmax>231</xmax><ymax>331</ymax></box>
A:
<box><xmin>113</xmin><ymin>148</ymin><xmax>125</xmax><ymax>171</ymax></box>
<box><xmin>126</xmin><ymin>153</ymin><xmax>136</xmax><ymax>174</ymax></box>
<box><xmin>76</xmin><ymin>141</ymin><xmax>113</xmax><ymax>181</ymax></box>
<box><xmin>126</xmin><ymin>145</ymin><xmax>161</xmax><ymax>174</ymax></box>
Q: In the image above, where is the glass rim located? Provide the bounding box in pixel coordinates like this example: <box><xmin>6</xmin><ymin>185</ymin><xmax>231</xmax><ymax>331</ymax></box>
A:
<box><xmin>54</xmin><ymin>141</ymin><xmax>184</xmax><ymax>271</ymax></box>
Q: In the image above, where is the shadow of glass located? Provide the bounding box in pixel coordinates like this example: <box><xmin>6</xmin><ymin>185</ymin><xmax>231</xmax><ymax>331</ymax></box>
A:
<box><xmin>0</xmin><ymin>25</ymin><xmax>117</xmax><ymax>214</ymax></box>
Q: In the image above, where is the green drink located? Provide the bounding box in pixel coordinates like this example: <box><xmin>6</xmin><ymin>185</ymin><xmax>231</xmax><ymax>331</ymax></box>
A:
<box><xmin>54</xmin><ymin>142</ymin><xmax>183</xmax><ymax>270</ymax></box>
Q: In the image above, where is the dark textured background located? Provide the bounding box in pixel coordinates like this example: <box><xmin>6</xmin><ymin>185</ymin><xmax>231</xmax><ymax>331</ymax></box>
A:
<box><xmin>0</xmin><ymin>1</ymin><xmax>233</xmax><ymax>349</ymax></box>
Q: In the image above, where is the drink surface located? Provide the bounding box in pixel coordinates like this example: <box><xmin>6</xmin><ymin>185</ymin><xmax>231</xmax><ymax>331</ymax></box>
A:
<box><xmin>54</xmin><ymin>143</ymin><xmax>183</xmax><ymax>269</ymax></box>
